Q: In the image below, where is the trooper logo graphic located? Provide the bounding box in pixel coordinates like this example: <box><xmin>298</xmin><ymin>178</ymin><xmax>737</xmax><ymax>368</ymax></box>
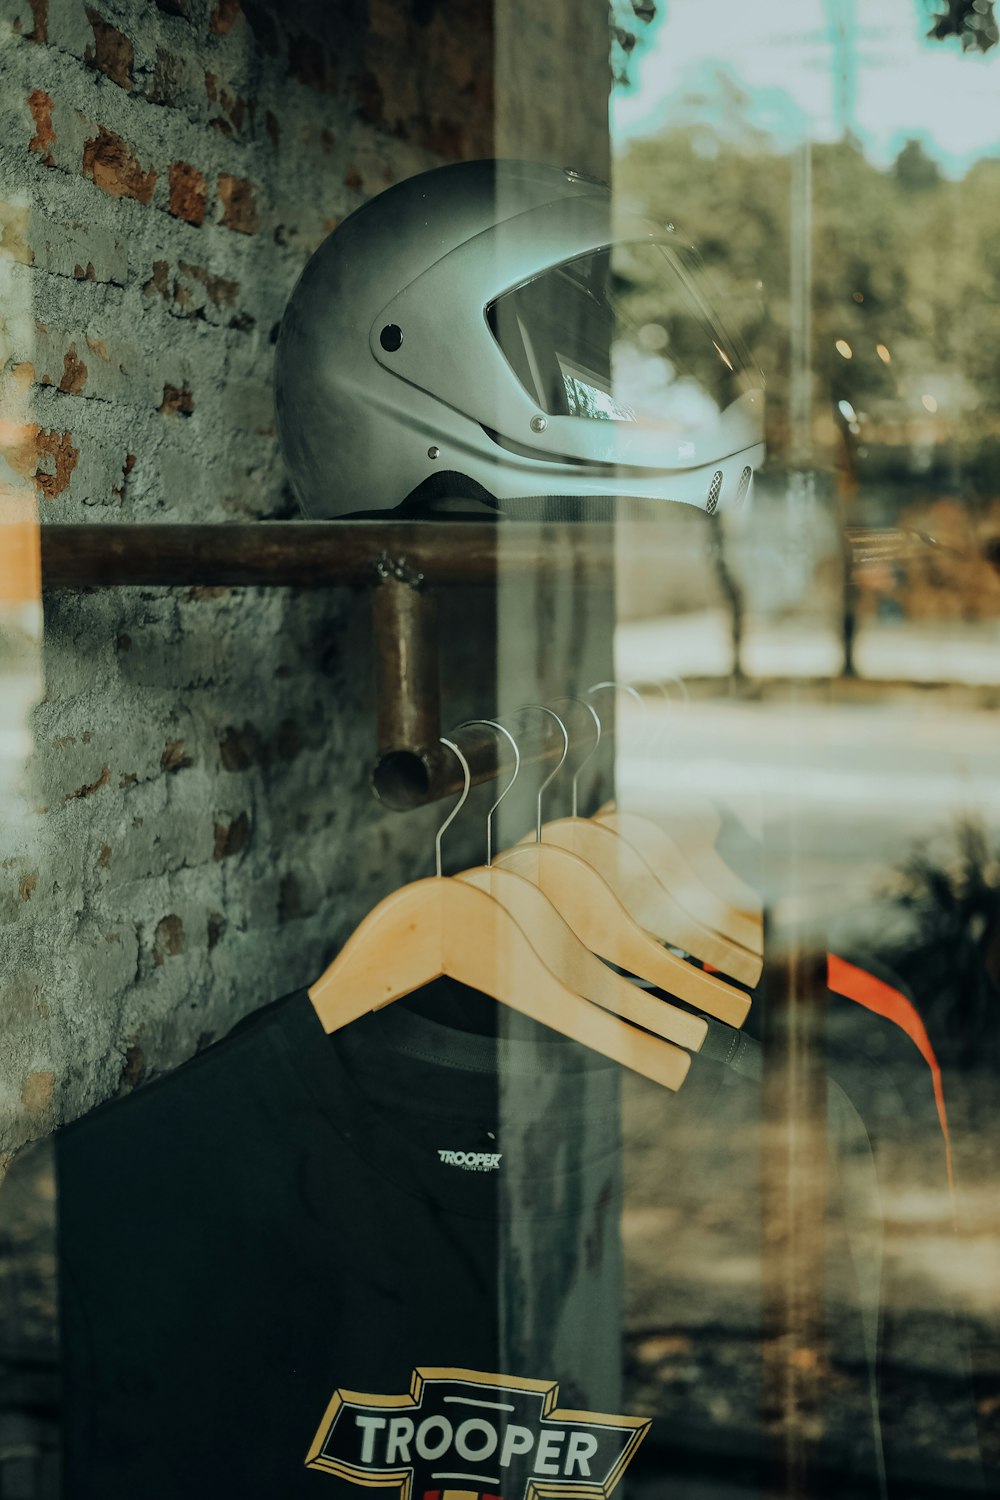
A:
<box><xmin>305</xmin><ymin>1368</ymin><xmax>650</xmax><ymax>1500</ymax></box>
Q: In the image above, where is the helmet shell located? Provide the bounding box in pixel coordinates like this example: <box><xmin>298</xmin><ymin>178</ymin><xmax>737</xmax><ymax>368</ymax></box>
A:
<box><xmin>274</xmin><ymin>159</ymin><xmax>764</xmax><ymax>519</ymax></box>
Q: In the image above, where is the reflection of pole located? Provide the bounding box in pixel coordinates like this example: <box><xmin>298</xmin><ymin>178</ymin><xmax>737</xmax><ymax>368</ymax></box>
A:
<box><xmin>763</xmin><ymin>133</ymin><xmax>828</xmax><ymax>1500</ymax></box>
<box><xmin>710</xmin><ymin>518</ymin><xmax>744</xmax><ymax>681</ymax></box>
<box><xmin>760</xmin><ymin>930</ymin><xmax>828</xmax><ymax>1500</ymax></box>
<box><xmin>789</xmin><ymin>141</ymin><xmax>812</xmax><ymax>473</ymax></box>
<box><xmin>842</xmin><ymin>533</ymin><xmax>858</xmax><ymax>677</ymax></box>
<box><xmin>824</xmin><ymin>0</ymin><xmax>856</xmax><ymax>143</ymax></box>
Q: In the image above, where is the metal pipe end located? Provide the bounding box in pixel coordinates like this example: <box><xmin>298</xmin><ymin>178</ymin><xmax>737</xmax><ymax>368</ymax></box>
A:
<box><xmin>371</xmin><ymin>749</ymin><xmax>434</xmax><ymax>811</ymax></box>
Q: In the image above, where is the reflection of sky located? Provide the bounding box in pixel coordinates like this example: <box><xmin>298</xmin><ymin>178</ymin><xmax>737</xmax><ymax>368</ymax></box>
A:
<box><xmin>613</xmin><ymin>0</ymin><xmax>1000</xmax><ymax>175</ymax></box>
<box><xmin>613</xmin><ymin>345</ymin><xmax>721</xmax><ymax>429</ymax></box>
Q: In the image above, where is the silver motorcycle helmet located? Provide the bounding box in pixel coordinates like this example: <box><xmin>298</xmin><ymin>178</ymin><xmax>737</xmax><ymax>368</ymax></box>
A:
<box><xmin>274</xmin><ymin>159</ymin><xmax>765</xmax><ymax>520</ymax></box>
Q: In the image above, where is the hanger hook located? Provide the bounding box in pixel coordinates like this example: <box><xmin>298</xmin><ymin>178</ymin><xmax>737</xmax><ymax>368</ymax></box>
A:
<box><xmin>549</xmin><ymin>696</ymin><xmax>601</xmax><ymax>818</ymax></box>
<box><xmin>435</xmin><ymin>737</ymin><xmax>471</xmax><ymax>878</ymax></box>
<box><xmin>643</xmin><ymin>676</ymin><xmax>687</xmax><ymax>757</ymax></box>
<box><xmin>456</xmin><ymin>719</ymin><xmax>520</xmax><ymax>866</ymax></box>
<box><xmin>588</xmin><ymin>678</ymin><xmax>650</xmax><ymax>757</ymax></box>
<box><xmin>658</xmin><ymin>672</ymin><xmax>690</xmax><ymax>705</ymax></box>
<box><xmin>515</xmin><ymin>704</ymin><xmax>569</xmax><ymax>841</ymax></box>
<box><xmin>588</xmin><ymin>679</ymin><xmax>645</xmax><ymax>711</ymax></box>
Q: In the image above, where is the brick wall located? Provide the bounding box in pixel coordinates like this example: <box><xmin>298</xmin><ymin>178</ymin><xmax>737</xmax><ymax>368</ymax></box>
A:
<box><xmin>0</xmin><ymin>0</ymin><xmax>615</xmax><ymax>1165</ymax></box>
<box><xmin>0</xmin><ymin>5</ymin><xmax>616</xmax><ymax>1488</ymax></box>
<box><xmin>0</xmin><ymin>0</ymin><xmax>506</xmax><ymax>1159</ymax></box>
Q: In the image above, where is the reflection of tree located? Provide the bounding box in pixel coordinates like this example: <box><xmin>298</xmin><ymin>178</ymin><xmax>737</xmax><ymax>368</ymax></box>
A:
<box><xmin>617</xmin><ymin>129</ymin><xmax>1000</xmax><ymax>496</ymax></box>
<box><xmin>876</xmin><ymin>820</ymin><xmax>1000</xmax><ymax>1065</ymax></box>
<box><xmin>611</xmin><ymin>0</ymin><xmax>658</xmax><ymax>87</ymax></box>
<box><xmin>926</xmin><ymin>0</ymin><xmax>999</xmax><ymax>51</ymax></box>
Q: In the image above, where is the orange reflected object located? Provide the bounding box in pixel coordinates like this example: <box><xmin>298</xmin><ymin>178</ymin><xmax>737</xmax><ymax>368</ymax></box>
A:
<box><xmin>0</xmin><ymin>510</ymin><xmax>42</xmax><ymax>606</ymax></box>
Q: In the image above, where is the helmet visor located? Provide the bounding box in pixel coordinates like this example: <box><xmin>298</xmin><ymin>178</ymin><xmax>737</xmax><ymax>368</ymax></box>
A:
<box><xmin>486</xmin><ymin>241</ymin><xmax>760</xmax><ymax>442</ymax></box>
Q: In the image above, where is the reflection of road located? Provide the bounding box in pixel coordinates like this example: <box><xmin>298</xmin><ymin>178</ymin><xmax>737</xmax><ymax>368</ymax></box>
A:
<box><xmin>617</xmin><ymin>610</ymin><xmax>1000</xmax><ymax>686</ymax></box>
<box><xmin>614</xmin><ymin>684</ymin><xmax>1000</xmax><ymax>912</ymax></box>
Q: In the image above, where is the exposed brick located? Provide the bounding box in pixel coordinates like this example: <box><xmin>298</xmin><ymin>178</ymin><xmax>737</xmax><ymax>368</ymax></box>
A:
<box><xmin>98</xmin><ymin>844</ymin><xmax>111</xmax><ymax>868</ymax></box>
<box><xmin>211</xmin><ymin>0</ymin><xmax>242</xmax><ymax>32</ymax></box>
<box><xmin>159</xmin><ymin>383</ymin><xmax>193</xmax><ymax>416</ymax></box>
<box><xmin>143</xmin><ymin>259</ymin><xmax>170</xmax><ymax>299</ymax></box>
<box><xmin>218</xmin><ymin>173</ymin><xmax>259</xmax><ymax>234</ymax></box>
<box><xmin>168</xmin><ymin>162</ymin><xmax>207</xmax><ymax>226</ymax></box>
<box><xmin>84</xmin><ymin>7</ymin><xmax>134</xmax><ymax>91</ymax></box>
<box><xmin>121</xmin><ymin>1042</ymin><xmax>145</xmax><ymax>1087</ymax></box>
<box><xmin>18</xmin><ymin>872</ymin><xmax>37</xmax><ymax>901</ymax></box>
<box><xmin>344</xmin><ymin>166</ymin><xmax>362</xmax><ymax>191</ymax></box>
<box><xmin>82</xmin><ymin>126</ymin><xmax>156</xmax><ymax>205</ymax></box>
<box><xmin>288</xmin><ymin>33</ymin><xmax>336</xmax><ymax>93</ymax></box>
<box><xmin>152</xmin><ymin>913</ymin><xmax>184</xmax><ymax>965</ymax></box>
<box><xmin>205</xmin><ymin>72</ymin><xmax>247</xmax><ymax>135</ymax></box>
<box><xmin>178</xmin><ymin>259</ymin><xmax>238</xmax><ymax>307</ymax></box>
<box><xmin>111</xmin><ymin>451</ymin><xmax>135</xmax><ymax>499</ymax></box>
<box><xmin>27</xmin><ymin>89</ymin><xmax>56</xmax><ymax>167</ymax></box>
<box><xmin>213</xmin><ymin>811</ymin><xmax>249</xmax><ymax>860</ymax></box>
<box><xmin>58</xmin><ymin>343</ymin><xmax>88</xmax><ymax>395</ymax></box>
<box><xmin>143</xmin><ymin>258</ymin><xmax>245</xmax><ymax>326</ymax></box>
<box><xmin>143</xmin><ymin>45</ymin><xmax>204</xmax><ymax>110</ymax></box>
<box><xmin>206</xmin><ymin>911</ymin><xmax>225</xmax><ymax>948</ymax></box>
<box><xmin>33</xmin><ymin>326</ymin><xmax>154</xmax><ymax>407</ymax></box>
<box><xmin>34</xmin><ymin>427</ymin><xmax>80</xmax><ymax>499</ymax></box>
<box><xmin>160</xmin><ymin>738</ymin><xmax>193</xmax><ymax>772</ymax></box>
<box><xmin>219</xmin><ymin>722</ymin><xmax>262</xmax><ymax>770</ymax></box>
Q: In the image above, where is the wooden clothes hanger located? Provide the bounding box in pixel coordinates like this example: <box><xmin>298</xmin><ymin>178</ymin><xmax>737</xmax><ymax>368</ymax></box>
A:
<box><xmin>308</xmin><ymin>738</ymin><xmax>693</xmax><ymax>1092</ymax></box>
<box><xmin>519</xmin><ymin>700</ymin><xmax>762</xmax><ymax>989</ymax></box>
<box><xmin>498</xmin><ymin>842</ymin><xmax>751</xmax><ymax>1028</ymax></box>
<box><xmin>586</xmin><ymin>682</ymin><xmax>763</xmax><ymax>957</ymax></box>
<box><xmin>452</xmin><ymin>719</ymin><xmax>713</xmax><ymax>1053</ymax></box>
<box><xmin>493</xmin><ymin>704</ymin><xmax>750</xmax><ymax>1027</ymax></box>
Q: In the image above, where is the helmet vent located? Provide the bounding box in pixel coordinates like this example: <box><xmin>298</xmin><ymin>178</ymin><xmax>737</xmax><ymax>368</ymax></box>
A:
<box><xmin>706</xmin><ymin>471</ymin><xmax>723</xmax><ymax>514</ymax></box>
<box><xmin>736</xmin><ymin>466</ymin><xmax>753</xmax><ymax>506</ymax></box>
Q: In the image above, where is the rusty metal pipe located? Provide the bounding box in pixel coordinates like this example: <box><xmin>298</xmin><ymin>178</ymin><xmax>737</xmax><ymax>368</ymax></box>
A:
<box><xmin>372</xmin><ymin>571</ymin><xmax>441</xmax><ymax>768</ymax></box>
<box><xmin>38</xmin><ymin>522</ymin><xmax>615</xmax><ymax>589</ymax></box>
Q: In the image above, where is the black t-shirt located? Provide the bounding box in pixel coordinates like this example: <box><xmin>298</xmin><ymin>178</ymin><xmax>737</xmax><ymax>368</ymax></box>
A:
<box><xmin>56</xmin><ymin>974</ymin><xmax>985</xmax><ymax>1498</ymax></box>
